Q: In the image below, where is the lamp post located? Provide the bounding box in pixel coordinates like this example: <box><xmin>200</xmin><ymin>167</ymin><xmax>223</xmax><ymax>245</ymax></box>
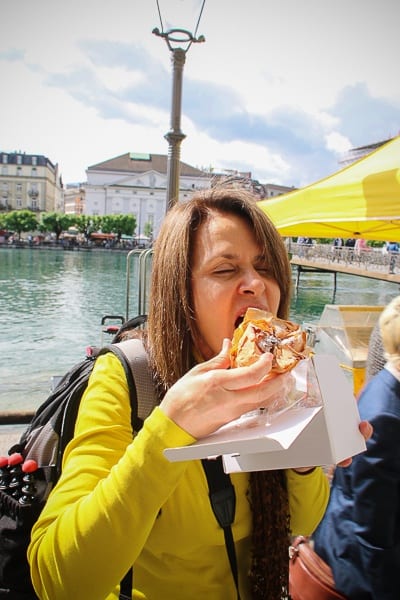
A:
<box><xmin>153</xmin><ymin>26</ymin><xmax>205</xmax><ymax>211</ymax></box>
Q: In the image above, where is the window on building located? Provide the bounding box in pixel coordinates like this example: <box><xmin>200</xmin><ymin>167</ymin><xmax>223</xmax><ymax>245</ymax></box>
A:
<box><xmin>32</xmin><ymin>156</ymin><xmax>37</xmax><ymax>166</ymax></box>
<box><xmin>32</xmin><ymin>168</ymin><xmax>37</xmax><ymax>176</ymax></box>
<box><xmin>2</xmin><ymin>154</ymin><xmax>8</xmax><ymax>164</ymax></box>
<box><xmin>17</xmin><ymin>167</ymin><xmax>22</xmax><ymax>176</ymax></box>
<box><xmin>17</xmin><ymin>155</ymin><xmax>22</xmax><ymax>165</ymax></box>
<box><xmin>16</xmin><ymin>197</ymin><xmax>22</xmax><ymax>208</ymax></box>
<box><xmin>2</xmin><ymin>166</ymin><xmax>8</xmax><ymax>176</ymax></box>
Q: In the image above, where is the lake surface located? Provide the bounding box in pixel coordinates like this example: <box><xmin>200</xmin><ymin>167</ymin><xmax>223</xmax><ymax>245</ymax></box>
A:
<box><xmin>1</xmin><ymin>247</ymin><xmax>399</xmax><ymax>412</ymax></box>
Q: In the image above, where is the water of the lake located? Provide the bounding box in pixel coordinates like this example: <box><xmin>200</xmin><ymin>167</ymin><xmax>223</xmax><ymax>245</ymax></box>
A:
<box><xmin>1</xmin><ymin>247</ymin><xmax>399</xmax><ymax>412</ymax></box>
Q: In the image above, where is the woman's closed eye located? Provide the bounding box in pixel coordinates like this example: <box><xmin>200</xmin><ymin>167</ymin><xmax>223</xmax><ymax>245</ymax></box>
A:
<box><xmin>254</xmin><ymin>264</ymin><xmax>273</xmax><ymax>276</ymax></box>
<box><xmin>213</xmin><ymin>264</ymin><xmax>237</xmax><ymax>275</ymax></box>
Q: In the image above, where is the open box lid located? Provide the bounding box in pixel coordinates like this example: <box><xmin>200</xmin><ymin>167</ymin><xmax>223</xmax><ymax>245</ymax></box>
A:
<box><xmin>164</xmin><ymin>354</ymin><xmax>366</xmax><ymax>472</ymax></box>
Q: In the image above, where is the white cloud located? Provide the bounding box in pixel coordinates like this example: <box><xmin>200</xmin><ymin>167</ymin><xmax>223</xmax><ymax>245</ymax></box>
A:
<box><xmin>325</xmin><ymin>132</ymin><xmax>352</xmax><ymax>155</ymax></box>
<box><xmin>1</xmin><ymin>0</ymin><xmax>399</xmax><ymax>186</ymax></box>
<box><xmin>95</xmin><ymin>67</ymin><xmax>145</xmax><ymax>92</ymax></box>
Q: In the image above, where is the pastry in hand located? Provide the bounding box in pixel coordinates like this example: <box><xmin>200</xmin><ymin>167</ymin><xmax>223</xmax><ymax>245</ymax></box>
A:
<box><xmin>230</xmin><ymin>307</ymin><xmax>309</xmax><ymax>376</ymax></box>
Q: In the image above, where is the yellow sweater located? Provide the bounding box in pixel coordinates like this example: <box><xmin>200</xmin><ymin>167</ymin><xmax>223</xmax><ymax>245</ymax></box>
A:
<box><xmin>28</xmin><ymin>353</ymin><xmax>329</xmax><ymax>600</ymax></box>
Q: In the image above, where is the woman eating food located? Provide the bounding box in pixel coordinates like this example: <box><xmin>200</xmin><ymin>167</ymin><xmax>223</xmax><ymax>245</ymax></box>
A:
<box><xmin>28</xmin><ymin>186</ymin><xmax>371</xmax><ymax>600</ymax></box>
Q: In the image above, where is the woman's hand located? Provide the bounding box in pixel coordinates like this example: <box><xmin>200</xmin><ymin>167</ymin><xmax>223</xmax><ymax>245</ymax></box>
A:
<box><xmin>159</xmin><ymin>338</ymin><xmax>292</xmax><ymax>439</ymax></box>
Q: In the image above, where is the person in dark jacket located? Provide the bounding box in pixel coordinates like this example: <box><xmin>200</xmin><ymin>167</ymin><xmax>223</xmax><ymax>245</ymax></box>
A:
<box><xmin>313</xmin><ymin>295</ymin><xmax>400</xmax><ymax>599</ymax></box>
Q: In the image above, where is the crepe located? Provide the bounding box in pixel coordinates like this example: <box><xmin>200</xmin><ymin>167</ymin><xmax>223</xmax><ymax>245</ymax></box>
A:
<box><xmin>230</xmin><ymin>307</ymin><xmax>309</xmax><ymax>375</ymax></box>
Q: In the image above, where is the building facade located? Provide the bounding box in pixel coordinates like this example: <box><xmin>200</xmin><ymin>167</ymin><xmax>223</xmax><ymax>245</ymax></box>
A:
<box><xmin>0</xmin><ymin>151</ymin><xmax>63</xmax><ymax>214</ymax></box>
<box><xmin>85</xmin><ymin>152</ymin><xmax>210</xmax><ymax>239</ymax></box>
<box><xmin>64</xmin><ymin>184</ymin><xmax>86</xmax><ymax>215</ymax></box>
<box><xmin>262</xmin><ymin>182</ymin><xmax>296</xmax><ymax>198</ymax></box>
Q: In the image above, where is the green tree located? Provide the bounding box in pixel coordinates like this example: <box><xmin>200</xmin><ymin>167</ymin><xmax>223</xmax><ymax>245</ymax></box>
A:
<box><xmin>143</xmin><ymin>221</ymin><xmax>153</xmax><ymax>239</ymax></box>
<box><xmin>4</xmin><ymin>210</ymin><xmax>38</xmax><ymax>240</ymax></box>
<box><xmin>40</xmin><ymin>212</ymin><xmax>75</xmax><ymax>241</ymax></box>
<box><xmin>73</xmin><ymin>215</ymin><xmax>103</xmax><ymax>240</ymax></box>
<box><xmin>101</xmin><ymin>214</ymin><xmax>136</xmax><ymax>241</ymax></box>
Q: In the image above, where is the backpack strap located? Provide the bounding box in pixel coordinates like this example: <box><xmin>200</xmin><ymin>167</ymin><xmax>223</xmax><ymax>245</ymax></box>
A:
<box><xmin>100</xmin><ymin>338</ymin><xmax>156</xmax><ymax>432</ymax></box>
<box><xmin>202</xmin><ymin>457</ymin><xmax>240</xmax><ymax>600</ymax></box>
<box><xmin>113</xmin><ymin>338</ymin><xmax>156</xmax><ymax>424</ymax></box>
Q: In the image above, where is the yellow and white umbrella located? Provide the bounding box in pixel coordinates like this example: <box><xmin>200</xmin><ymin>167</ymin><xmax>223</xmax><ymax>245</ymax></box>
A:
<box><xmin>259</xmin><ymin>136</ymin><xmax>400</xmax><ymax>242</ymax></box>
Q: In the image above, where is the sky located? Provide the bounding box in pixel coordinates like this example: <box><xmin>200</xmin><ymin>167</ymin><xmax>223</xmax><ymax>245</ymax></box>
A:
<box><xmin>1</xmin><ymin>0</ymin><xmax>399</xmax><ymax>189</ymax></box>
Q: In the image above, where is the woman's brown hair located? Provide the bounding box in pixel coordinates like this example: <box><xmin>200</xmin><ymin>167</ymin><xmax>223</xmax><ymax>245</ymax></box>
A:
<box><xmin>147</xmin><ymin>186</ymin><xmax>292</xmax><ymax>598</ymax></box>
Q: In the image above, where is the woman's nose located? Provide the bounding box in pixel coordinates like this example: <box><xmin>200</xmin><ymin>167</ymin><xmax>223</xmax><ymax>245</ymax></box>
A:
<box><xmin>239</xmin><ymin>269</ymin><xmax>265</xmax><ymax>295</ymax></box>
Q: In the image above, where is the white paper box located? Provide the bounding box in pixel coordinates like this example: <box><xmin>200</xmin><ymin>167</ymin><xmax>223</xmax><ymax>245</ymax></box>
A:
<box><xmin>164</xmin><ymin>355</ymin><xmax>367</xmax><ymax>472</ymax></box>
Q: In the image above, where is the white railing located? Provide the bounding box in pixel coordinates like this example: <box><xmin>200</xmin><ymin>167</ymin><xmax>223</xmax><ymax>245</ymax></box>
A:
<box><xmin>289</xmin><ymin>242</ymin><xmax>399</xmax><ymax>275</ymax></box>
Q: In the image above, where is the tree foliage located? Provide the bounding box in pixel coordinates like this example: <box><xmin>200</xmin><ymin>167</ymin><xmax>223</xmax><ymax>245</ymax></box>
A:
<box><xmin>143</xmin><ymin>221</ymin><xmax>153</xmax><ymax>239</ymax></box>
<box><xmin>73</xmin><ymin>215</ymin><xmax>102</xmax><ymax>239</ymax></box>
<box><xmin>3</xmin><ymin>210</ymin><xmax>38</xmax><ymax>239</ymax></box>
<box><xmin>101</xmin><ymin>214</ymin><xmax>136</xmax><ymax>240</ymax></box>
<box><xmin>40</xmin><ymin>212</ymin><xmax>75</xmax><ymax>240</ymax></box>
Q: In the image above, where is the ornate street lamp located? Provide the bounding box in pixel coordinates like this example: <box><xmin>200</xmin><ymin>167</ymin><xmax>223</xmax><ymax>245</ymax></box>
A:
<box><xmin>153</xmin><ymin>4</ymin><xmax>205</xmax><ymax>211</ymax></box>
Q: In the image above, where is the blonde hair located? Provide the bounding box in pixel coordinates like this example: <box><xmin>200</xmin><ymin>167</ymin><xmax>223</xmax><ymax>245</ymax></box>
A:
<box><xmin>379</xmin><ymin>295</ymin><xmax>400</xmax><ymax>368</ymax></box>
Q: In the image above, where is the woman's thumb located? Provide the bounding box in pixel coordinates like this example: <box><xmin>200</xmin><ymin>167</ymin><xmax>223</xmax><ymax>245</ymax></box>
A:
<box><xmin>208</xmin><ymin>338</ymin><xmax>231</xmax><ymax>369</ymax></box>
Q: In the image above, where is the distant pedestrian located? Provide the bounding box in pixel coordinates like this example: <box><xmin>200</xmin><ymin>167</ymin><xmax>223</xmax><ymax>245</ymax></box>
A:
<box><xmin>387</xmin><ymin>241</ymin><xmax>399</xmax><ymax>252</ymax></box>
<box><xmin>332</xmin><ymin>238</ymin><xmax>343</xmax><ymax>262</ymax></box>
<box><xmin>345</xmin><ymin>238</ymin><xmax>356</xmax><ymax>261</ymax></box>
<box><xmin>387</xmin><ymin>242</ymin><xmax>399</xmax><ymax>273</ymax></box>
<box><xmin>354</xmin><ymin>238</ymin><xmax>369</xmax><ymax>256</ymax></box>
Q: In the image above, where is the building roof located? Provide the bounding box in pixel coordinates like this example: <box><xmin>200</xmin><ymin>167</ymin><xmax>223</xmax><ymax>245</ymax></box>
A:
<box><xmin>339</xmin><ymin>137</ymin><xmax>394</xmax><ymax>166</ymax></box>
<box><xmin>349</xmin><ymin>138</ymin><xmax>393</xmax><ymax>153</ymax></box>
<box><xmin>87</xmin><ymin>152</ymin><xmax>207</xmax><ymax>177</ymax></box>
<box><xmin>1</xmin><ymin>151</ymin><xmax>56</xmax><ymax>168</ymax></box>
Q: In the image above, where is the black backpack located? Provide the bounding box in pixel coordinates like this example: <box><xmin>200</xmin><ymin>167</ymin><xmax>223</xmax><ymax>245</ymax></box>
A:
<box><xmin>0</xmin><ymin>316</ymin><xmax>239</xmax><ymax>600</ymax></box>
<box><xmin>0</xmin><ymin>316</ymin><xmax>156</xmax><ymax>599</ymax></box>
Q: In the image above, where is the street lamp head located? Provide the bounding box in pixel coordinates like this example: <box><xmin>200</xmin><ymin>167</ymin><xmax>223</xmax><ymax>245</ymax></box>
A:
<box><xmin>152</xmin><ymin>26</ymin><xmax>205</xmax><ymax>53</ymax></box>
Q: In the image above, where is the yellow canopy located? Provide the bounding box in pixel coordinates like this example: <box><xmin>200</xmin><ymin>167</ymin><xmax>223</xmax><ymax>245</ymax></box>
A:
<box><xmin>258</xmin><ymin>136</ymin><xmax>400</xmax><ymax>242</ymax></box>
